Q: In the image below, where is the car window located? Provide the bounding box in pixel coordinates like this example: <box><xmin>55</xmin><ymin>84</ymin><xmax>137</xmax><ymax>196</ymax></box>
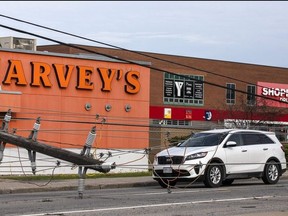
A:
<box><xmin>179</xmin><ymin>132</ymin><xmax>228</xmax><ymax>147</ymax></box>
<box><xmin>259</xmin><ymin>134</ymin><xmax>275</xmax><ymax>144</ymax></box>
<box><xmin>241</xmin><ymin>132</ymin><xmax>275</xmax><ymax>145</ymax></box>
<box><xmin>226</xmin><ymin>134</ymin><xmax>243</xmax><ymax>146</ymax></box>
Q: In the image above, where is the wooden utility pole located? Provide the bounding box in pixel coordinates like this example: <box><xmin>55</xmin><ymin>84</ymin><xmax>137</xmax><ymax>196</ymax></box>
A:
<box><xmin>0</xmin><ymin>131</ymin><xmax>113</xmax><ymax>173</ymax></box>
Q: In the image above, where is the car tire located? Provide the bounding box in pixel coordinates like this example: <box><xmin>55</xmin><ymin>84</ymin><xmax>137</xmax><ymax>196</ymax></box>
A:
<box><xmin>262</xmin><ymin>160</ymin><xmax>280</xmax><ymax>184</ymax></box>
<box><xmin>203</xmin><ymin>164</ymin><xmax>223</xmax><ymax>188</ymax></box>
<box><xmin>157</xmin><ymin>179</ymin><xmax>177</xmax><ymax>188</ymax></box>
<box><xmin>222</xmin><ymin>179</ymin><xmax>234</xmax><ymax>186</ymax></box>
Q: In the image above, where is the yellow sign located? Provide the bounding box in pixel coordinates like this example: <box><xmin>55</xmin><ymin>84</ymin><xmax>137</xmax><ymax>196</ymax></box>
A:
<box><xmin>164</xmin><ymin>108</ymin><xmax>172</xmax><ymax>119</ymax></box>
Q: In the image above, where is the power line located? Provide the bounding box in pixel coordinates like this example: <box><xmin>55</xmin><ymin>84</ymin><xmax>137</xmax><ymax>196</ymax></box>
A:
<box><xmin>0</xmin><ymin>23</ymin><xmax>286</xmax><ymax>105</ymax></box>
<box><xmin>0</xmin><ymin>13</ymin><xmax>281</xmax><ymax>90</ymax></box>
<box><xmin>0</xmin><ymin>98</ymin><xmax>153</xmax><ymax>124</ymax></box>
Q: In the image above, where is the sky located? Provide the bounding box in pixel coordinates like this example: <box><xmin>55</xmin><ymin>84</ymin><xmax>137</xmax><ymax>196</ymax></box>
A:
<box><xmin>1</xmin><ymin>1</ymin><xmax>288</xmax><ymax>68</ymax></box>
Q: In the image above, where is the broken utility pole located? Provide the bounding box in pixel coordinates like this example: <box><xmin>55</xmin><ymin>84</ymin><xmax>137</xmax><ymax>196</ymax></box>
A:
<box><xmin>0</xmin><ymin>109</ymin><xmax>116</xmax><ymax>198</ymax></box>
<box><xmin>0</xmin><ymin>131</ymin><xmax>114</xmax><ymax>173</ymax></box>
<box><xmin>0</xmin><ymin>109</ymin><xmax>11</xmax><ymax>162</ymax></box>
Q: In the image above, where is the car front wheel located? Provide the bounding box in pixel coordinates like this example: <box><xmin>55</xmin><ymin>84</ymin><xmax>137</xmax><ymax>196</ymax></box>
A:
<box><xmin>203</xmin><ymin>164</ymin><xmax>223</xmax><ymax>188</ymax></box>
<box><xmin>262</xmin><ymin>160</ymin><xmax>280</xmax><ymax>184</ymax></box>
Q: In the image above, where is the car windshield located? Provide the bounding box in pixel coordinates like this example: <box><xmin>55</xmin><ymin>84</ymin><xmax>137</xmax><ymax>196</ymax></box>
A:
<box><xmin>179</xmin><ymin>132</ymin><xmax>228</xmax><ymax>147</ymax></box>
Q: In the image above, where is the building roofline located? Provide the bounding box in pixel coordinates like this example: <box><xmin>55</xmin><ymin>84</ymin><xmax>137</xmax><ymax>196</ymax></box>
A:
<box><xmin>0</xmin><ymin>47</ymin><xmax>151</xmax><ymax>66</ymax></box>
<box><xmin>38</xmin><ymin>43</ymin><xmax>288</xmax><ymax>70</ymax></box>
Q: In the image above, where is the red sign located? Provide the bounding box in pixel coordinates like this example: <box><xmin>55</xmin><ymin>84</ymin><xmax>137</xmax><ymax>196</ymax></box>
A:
<box><xmin>257</xmin><ymin>82</ymin><xmax>288</xmax><ymax>108</ymax></box>
<box><xmin>185</xmin><ymin>110</ymin><xmax>192</xmax><ymax>119</ymax></box>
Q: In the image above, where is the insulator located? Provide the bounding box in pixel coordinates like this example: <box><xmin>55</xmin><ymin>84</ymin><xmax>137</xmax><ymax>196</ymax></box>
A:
<box><xmin>4</xmin><ymin>114</ymin><xmax>11</xmax><ymax>122</ymax></box>
<box><xmin>33</xmin><ymin>122</ymin><xmax>41</xmax><ymax>131</ymax></box>
<box><xmin>31</xmin><ymin>161</ymin><xmax>36</xmax><ymax>175</ymax></box>
<box><xmin>85</xmin><ymin>131</ymin><xmax>96</xmax><ymax>147</ymax></box>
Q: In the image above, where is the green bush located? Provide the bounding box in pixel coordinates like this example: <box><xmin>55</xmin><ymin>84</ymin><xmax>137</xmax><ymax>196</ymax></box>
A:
<box><xmin>0</xmin><ymin>171</ymin><xmax>152</xmax><ymax>181</ymax></box>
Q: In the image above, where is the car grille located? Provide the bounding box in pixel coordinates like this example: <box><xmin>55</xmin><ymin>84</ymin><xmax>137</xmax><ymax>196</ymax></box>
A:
<box><xmin>153</xmin><ymin>169</ymin><xmax>190</xmax><ymax>177</ymax></box>
<box><xmin>157</xmin><ymin>156</ymin><xmax>184</xmax><ymax>165</ymax></box>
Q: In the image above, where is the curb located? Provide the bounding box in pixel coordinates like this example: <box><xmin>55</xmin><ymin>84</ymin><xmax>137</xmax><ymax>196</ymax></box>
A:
<box><xmin>0</xmin><ymin>178</ymin><xmax>158</xmax><ymax>194</ymax></box>
<box><xmin>0</xmin><ymin>173</ymin><xmax>287</xmax><ymax>194</ymax></box>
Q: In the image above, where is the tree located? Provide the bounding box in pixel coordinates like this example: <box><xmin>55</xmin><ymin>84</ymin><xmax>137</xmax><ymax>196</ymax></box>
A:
<box><xmin>219</xmin><ymin>95</ymin><xmax>287</xmax><ymax>129</ymax></box>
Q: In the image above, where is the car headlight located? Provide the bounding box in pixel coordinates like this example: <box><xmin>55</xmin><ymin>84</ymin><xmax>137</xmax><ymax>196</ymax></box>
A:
<box><xmin>185</xmin><ymin>152</ymin><xmax>207</xmax><ymax>161</ymax></box>
<box><xmin>153</xmin><ymin>155</ymin><xmax>158</xmax><ymax>164</ymax></box>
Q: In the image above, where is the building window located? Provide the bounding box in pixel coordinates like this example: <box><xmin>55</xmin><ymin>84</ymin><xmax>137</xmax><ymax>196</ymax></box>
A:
<box><xmin>247</xmin><ymin>85</ymin><xmax>256</xmax><ymax>105</ymax></box>
<box><xmin>226</xmin><ymin>83</ymin><xmax>235</xmax><ymax>104</ymax></box>
<box><xmin>152</xmin><ymin>119</ymin><xmax>192</xmax><ymax>126</ymax></box>
<box><xmin>163</xmin><ymin>73</ymin><xmax>204</xmax><ymax>106</ymax></box>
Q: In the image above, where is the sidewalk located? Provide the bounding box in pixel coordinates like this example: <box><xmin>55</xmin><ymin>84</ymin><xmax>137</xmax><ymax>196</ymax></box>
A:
<box><xmin>0</xmin><ymin>172</ymin><xmax>287</xmax><ymax>194</ymax></box>
<box><xmin>0</xmin><ymin>176</ymin><xmax>157</xmax><ymax>194</ymax></box>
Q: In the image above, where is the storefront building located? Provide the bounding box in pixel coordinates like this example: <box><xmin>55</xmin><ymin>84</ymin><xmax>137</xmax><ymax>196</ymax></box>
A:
<box><xmin>1</xmin><ymin>37</ymin><xmax>288</xmax><ymax>175</ymax></box>
<box><xmin>0</xmin><ymin>46</ymin><xmax>151</xmax><ymax>175</ymax></box>
<box><xmin>38</xmin><ymin>44</ymin><xmax>288</xmax><ymax>146</ymax></box>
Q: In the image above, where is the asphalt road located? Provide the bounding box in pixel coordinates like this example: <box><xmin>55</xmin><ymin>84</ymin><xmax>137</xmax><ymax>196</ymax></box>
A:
<box><xmin>1</xmin><ymin>178</ymin><xmax>288</xmax><ymax>216</ymax></box>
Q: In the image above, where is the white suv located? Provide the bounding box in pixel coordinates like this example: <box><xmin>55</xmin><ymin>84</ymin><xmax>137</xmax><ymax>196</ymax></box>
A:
<box><xmin>152</xmin><ymin>129</ymin><xmax>287</xmax><ymax>188</ymax></box>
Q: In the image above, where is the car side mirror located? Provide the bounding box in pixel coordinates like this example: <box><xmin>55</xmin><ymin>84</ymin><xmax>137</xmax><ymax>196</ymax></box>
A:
<box><xmin>226</xmin><ymin>141</ymin><xmax>237</xmax><ymax>147</ymax></box>
<box><xmin>176</xmin><ymin>141</ymin><xmax>183</xmax><ymax>147</ymax></box>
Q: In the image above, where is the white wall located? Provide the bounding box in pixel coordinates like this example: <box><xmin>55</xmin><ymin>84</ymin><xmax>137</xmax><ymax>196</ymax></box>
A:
<box><xmin>0</xmin><ymin>148</ymin><xmax>149</xmax><ymax>176</ymax></box>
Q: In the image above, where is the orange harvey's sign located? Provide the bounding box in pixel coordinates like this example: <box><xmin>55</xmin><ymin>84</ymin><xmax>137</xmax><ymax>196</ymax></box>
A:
<box><xmin>0</xmin><ymin>50</ymin><xmax>149</xmax><ymax>96</ymax></box>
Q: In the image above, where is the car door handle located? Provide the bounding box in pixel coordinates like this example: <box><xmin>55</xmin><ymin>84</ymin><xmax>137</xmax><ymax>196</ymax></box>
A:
<box><xmin>242</xmin><ymin>149</ymin><xmax>247</xmax><ymax>152</ymax></box>
<box><xmin>263</xmin><ymin>148</ymin><xmax>268</xmax><ymax>151</ymax></box>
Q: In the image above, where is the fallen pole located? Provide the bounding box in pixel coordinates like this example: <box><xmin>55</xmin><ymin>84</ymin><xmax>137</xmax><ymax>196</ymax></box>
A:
<box><xmin>0</xmin><ymin>131</ymin><xmax>114</xmax><ymax>173</ymax></box>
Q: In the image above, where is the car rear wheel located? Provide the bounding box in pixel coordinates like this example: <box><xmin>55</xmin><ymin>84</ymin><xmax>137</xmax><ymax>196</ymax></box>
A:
<box><xmin>203</xmin><ymin>164</ymin><xmax>223</xmax><ymax>188</ymax></box>
<box><xmin>262</xmin><ymin>160</ymin><xmax>280</xmax><ymax>184</ymax></box>
<box><xmin>157</xmin><ymin>179</ymin><xmax>177</xmax><ymax>188</ymax></box>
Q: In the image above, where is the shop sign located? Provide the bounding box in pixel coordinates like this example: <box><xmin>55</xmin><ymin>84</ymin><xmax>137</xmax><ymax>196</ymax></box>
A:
<box><xmin>194</xmin><ymin>81</ymin><xmax>203</xmax><ymax>99</ymax></box>
<box><xmin>258</xmin><ymin>81</ymin><xmax>288</xmax><ymax>107</ymax></box>
<box><xmin>164</xmin><ymin>108</ymin><xmax>172</xmax><ymax>119</ymax></box>
<box><xmin>164</xmin><ymin>79</ymin><xmax>203</xmax><ymax>99</ymax></box>
<box><xmin>204</xmin><ymin>110</ymin><xmax>212</xmax><ymax>121</ymax></box>
<box><xmin>185</xmin><ymin>109</ymin><xmax>192</xmax><ymax>119</ymax></box>
<box><xmin>164</xmin><ymin>79</ymin><xmax>173</xmax><ymax>97</ymax></box>
<box><xmin>184</xmin><ymin>81</ymin><xmax>193</xmax><ymax>98</ymax></box>
<box><xmin>1</xmin><ymin>59</ymin><xmax>141</xmax><ymax>94</ymax></box>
